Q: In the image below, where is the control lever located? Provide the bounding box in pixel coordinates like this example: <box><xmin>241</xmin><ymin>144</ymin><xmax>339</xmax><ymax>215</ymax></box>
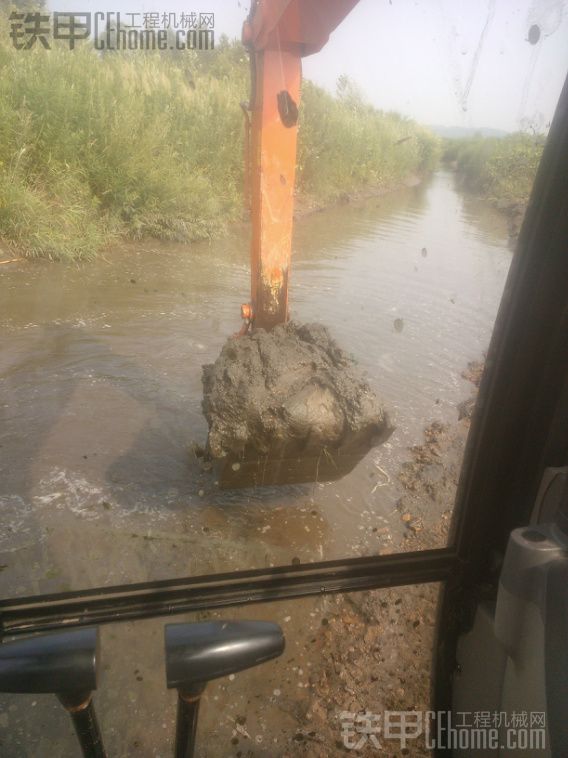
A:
<box><xmin>0</xmin><ymin>627</ymin><xmax>106</xmax><ymax>758</ymax></box>
<box><xmin>165</xmin><ymin>620</ymin><xmax>285</xmax><ymax>758</ymax></box>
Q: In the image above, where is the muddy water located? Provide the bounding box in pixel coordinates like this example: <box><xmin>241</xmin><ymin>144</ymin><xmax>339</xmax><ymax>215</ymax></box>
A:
<box><xmin>0</xmin><ymin>171</ymin><xmax>511</xmax><ymax>599</ymax></box>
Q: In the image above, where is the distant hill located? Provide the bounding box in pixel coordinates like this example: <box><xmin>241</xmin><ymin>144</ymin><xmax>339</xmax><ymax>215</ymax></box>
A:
<box><xmin>428</xmin><ymin>125</ymin><xmax>509</xmax><ymax>139</ymax></box>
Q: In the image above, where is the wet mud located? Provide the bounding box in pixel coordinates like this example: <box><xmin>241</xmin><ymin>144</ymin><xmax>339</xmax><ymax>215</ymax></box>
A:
<box><xmin>202</xmin><ymin>322</ymin><xmax>394</xmax><ymax>484</ymax></box>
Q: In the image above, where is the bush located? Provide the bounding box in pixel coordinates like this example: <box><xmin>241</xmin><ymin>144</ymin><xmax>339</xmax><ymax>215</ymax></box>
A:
<box><xmin>443</xmin><ymin>133</ymin><xmax>544</xmax><ymax>206</ymax></box>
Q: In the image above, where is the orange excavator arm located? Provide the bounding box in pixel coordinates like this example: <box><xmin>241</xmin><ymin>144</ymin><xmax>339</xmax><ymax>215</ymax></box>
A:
<box><xmin>241</xmin><ymin>0</ymin><xmax>359</xmax><ymax>332</ymax></box>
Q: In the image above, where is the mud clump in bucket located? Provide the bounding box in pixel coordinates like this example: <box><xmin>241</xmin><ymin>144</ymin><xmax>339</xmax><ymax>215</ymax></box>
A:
<box><xmin>202</xmin><ymin>322</ymin><xmax>393</xmax><ymax>486</ymax></box>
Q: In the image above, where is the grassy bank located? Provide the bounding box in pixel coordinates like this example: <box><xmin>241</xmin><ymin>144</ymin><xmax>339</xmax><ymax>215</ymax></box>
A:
<box><xmin>0</xmin><ymin>33</ymin><xmax>439</xmax><ymax>261</ymax></box>
<box><xmin>443</xmin><ymin>133</ymin><xmax>544</xmax><ymax>208</ymax></box>
<box><xmin>298</xmin><ymin>78</ymin><xmax>440</xmax><ymax>203</ymax></box>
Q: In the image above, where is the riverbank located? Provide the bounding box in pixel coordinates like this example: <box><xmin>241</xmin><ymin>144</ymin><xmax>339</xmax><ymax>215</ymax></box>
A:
<box><xmin>493</xmin><ymin>199</ymin><xmax>527</xmax><ymax>245</ymax></box>
<box><xmin>443</xmin><ymin>133</ymin><xmax>544</xmax><ymax>244</ymax></box>
<box><xmin>0</xmin><ymin>32</ymin><xmax>439</xmax><ymax>263</ymax></box>
<box><xmin>0</xmin><ymin>173</ymin><xmax>426</xmax><ymax>267</ymax></box>
<box><xmin>293</xmin><ymin>174</ymin><xmax>423</xmax><ymax>220</ymax></box>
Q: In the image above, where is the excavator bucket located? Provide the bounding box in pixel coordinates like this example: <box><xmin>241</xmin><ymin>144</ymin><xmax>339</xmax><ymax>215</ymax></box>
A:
<box><xmin>202</xmin><ymin>322</ymin><xmax>394</xmax><ymax>490</ymax></box>
<box><xmin>201</xmin><ymin>0</ymin><xmax>394</xmax><ymax>489</ymax></box>
<box><xmin>218</xmin><ymin>443</ymin><xmax>385</xmax><ymax>490</ymax></box>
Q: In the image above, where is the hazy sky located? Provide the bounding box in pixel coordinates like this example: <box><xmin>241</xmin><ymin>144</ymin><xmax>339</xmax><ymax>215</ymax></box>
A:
<box><xmin>50</xmin><ymin>0</ymin><xmax>568</xmax><ymax>131</ymax></box>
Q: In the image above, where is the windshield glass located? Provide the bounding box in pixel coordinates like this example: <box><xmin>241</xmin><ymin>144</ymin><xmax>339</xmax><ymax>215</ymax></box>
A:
<box><xmin>0</xmin><ymin>0</ymin><xmax>567</xmax><ymax>599</ymax></box>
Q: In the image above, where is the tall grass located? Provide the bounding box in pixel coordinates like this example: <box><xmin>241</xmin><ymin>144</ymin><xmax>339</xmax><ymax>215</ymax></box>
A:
<box><xmin>0</xmin><ymin>35</ymin><xmax>247</xmax><ymax>260</ymax></box>
<box><xmin>298</xmin><ymin>79</ymin><xmax>440</xmax><ymax>202</ymax></box>
<box><xmin>443</xmin><ymin>133</ymin><xmax>544</xmax><ymax>207</ymax></box>
<box><xmin>0</xmin><ymin>31</ymin><xmax>439</xmax><ymax>261</ymax></box>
